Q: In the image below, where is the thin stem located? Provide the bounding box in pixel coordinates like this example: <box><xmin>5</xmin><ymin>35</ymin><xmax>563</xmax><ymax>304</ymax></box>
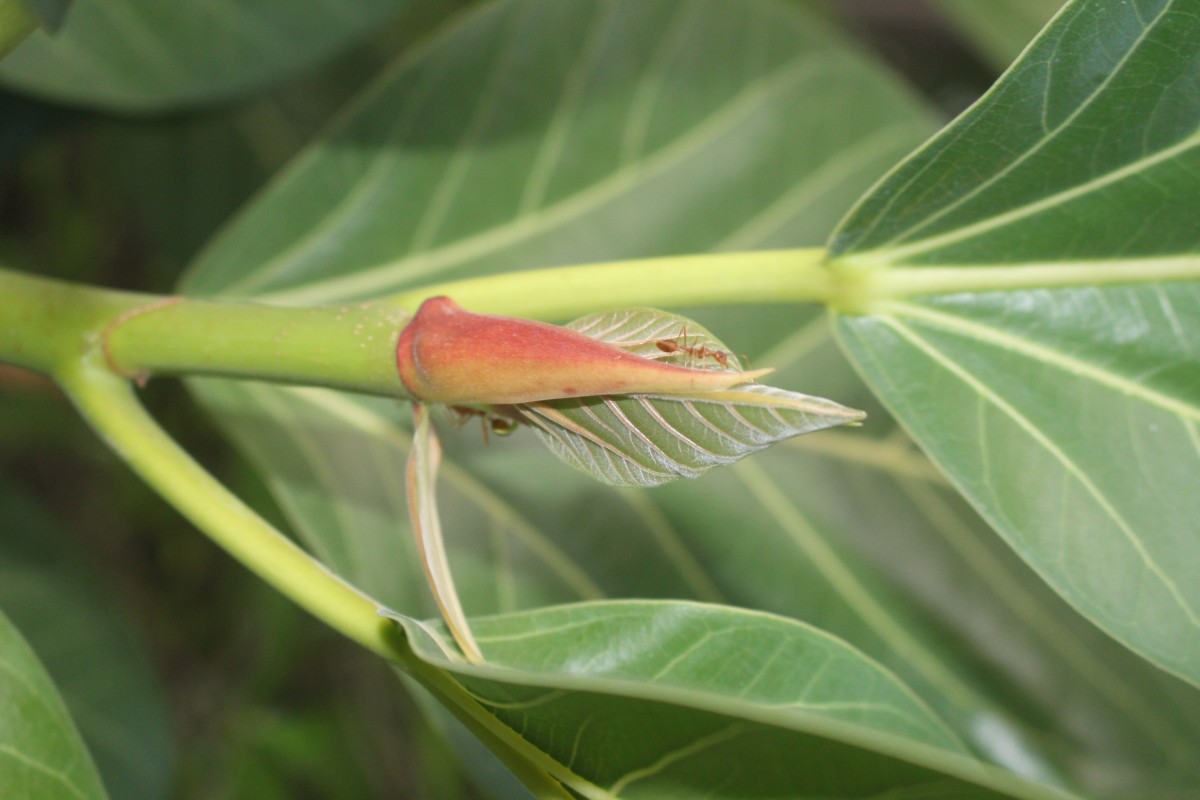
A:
<box><xmin>56</xmin><ymin>360</ymin><xmax>570</xmax><ymax>796</ymax></box>
<box><xmin>56</xmin><ymin>360</ymin><xmax>401</xmax><ymax>660</ymax></box>
<box><xmin>386</xmin><ymin>249</ymin><xmax>838</xmax><ymax>319</ymax></box>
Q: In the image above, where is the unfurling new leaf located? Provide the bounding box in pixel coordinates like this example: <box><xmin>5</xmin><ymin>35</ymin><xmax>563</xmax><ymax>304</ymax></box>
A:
<box><xmin>515</xmin><ymin>308</ymin><xmax>865</xmax><ymax>486</ymax></box>
<box><xmin>397</xmin><ymin>301</ymin><xmax>865</xmax><ymax>488</ymax></box>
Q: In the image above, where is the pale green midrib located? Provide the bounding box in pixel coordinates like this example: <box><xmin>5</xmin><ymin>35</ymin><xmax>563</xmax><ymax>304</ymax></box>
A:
<box><xmin>732</xmin><ymin>459</ymin><xmax>987</xmax><ymax>715</ymax></box>
<box><xmin>866</xmin><ymin>0</ymin><xmax>1166</xmax><ymax>254</ymax></box>
<box><xmin>854</xmin><ymin>255</ymin><xmax>1200</xmax><ymax>303</ymax></box>
<box><xmin>845</xmin><ymin>129</ymin><xmax>1200</xmax><ymax>264</ymax></box>
<box><xmin>278</xmin><ymin>386</ymin><xmax>606</xmax><ymax>600</ymax></box>
<box><xmin>899</xmin><ymin>478</ymin><xmax>1195</xmax><ymax>762</ymax></box>
<box><xmin>877</xmin><ymin>299</ymin><xmax>1200</xmax><ymax>422</ymax></box>
<box><xmin>252</xmin><ymin>56</ymin><xmax>825</xmax><ymax>305</ymax></box>
<box><xmin>878</xmin><ymin>317</ymin><xmax>1200</xmax><ymax>632</ymax></box>
<box><xmin>607</xmin><ymin>724</ymin><xmax>748</xmax><ymax>795</ymax></box>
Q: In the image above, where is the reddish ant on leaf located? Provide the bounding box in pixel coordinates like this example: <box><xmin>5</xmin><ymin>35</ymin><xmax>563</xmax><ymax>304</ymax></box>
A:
<box><xmin>654</xmin><ymin>328</ymin><xmax>734</xmax><ymax>370</ymax></box>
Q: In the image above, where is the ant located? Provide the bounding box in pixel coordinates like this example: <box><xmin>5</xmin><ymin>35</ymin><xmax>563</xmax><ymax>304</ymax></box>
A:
<box><xmin>654</xmin><ymin>328</ymin><xmax>733</xmax><ymax>369</ymax></box>
<box><xmin>447</xmin><ymin>405</ymin><xmax>518</xmax><ymax>445</ymax></box>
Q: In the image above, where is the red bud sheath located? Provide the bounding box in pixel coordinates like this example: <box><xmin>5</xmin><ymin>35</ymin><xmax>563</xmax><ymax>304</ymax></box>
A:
<box><xmin>396</xmin><ymin>297</ymin><xmax>770</xmax><ymax>405</ymax></box>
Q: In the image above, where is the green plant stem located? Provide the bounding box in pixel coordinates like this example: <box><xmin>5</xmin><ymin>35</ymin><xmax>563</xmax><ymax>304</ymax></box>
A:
<box><xmin>55</xmin><ymin>361</ymin><xmax>570</xmax><ymax>795</ymax></box>
<box><xmin>102</xmin><ymin>295</ymin><xmax>408</xmax><ymax>395</ymax></box>
<box><xmin>56</xmin><ymin>360</ymin><xmax>403</xmax><ymax>660</ymax></box>
<box><xmin>385</xmin><ymin>249</ymin><xmax>840</xmax><ymax>319</ymax></box>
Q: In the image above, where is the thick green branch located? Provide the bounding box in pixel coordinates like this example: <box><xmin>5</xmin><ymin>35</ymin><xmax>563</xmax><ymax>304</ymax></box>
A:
<box><xmin>102</xmin><ymin>295</ymin><xmax>409</xmax><ymax>396</ymax></box>
<box><xmin>0</xmin><ymin>268</ymin><xmax>409</xmax><ymax>396</ymax></box>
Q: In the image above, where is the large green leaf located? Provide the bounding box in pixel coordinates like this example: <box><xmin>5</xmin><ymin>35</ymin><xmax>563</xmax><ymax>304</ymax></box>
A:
<box><xmin>0</xmin><ymin>0</ymin><xmax>399</xmax><ymax>110</ymax></box>
<box><xmin>0</xmin><ymin>488</ymin><xmax>173</xmax><ymax>798</ymax></box>
<box><xmin>180</xmin><ymin>0</ymin><xmax>927</xmax><ymax>300</ymax></box>
<box><xmin>829</xmin><ymin>0</ymin><xmax>1200</xmax><ymax>687</ymax></box>
<box><xmin>0</xmin><ymin>606</ymin><xmax>107</xmax><ymax>800</ymax></box>
<box><xmin>179</xmin><ymin>0</ymin><xmax>1200</xmax><ymax>797</ymax></box>
<box><xmin>386</xmin><ymin>600</ymin><xmax>1072</xmax><ymax>800</ymax></box>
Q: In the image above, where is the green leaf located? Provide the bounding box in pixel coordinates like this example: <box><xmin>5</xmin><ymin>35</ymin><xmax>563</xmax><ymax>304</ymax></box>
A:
<box><xmin>0</xmin><ymin>606</ymin><xmax>108</xmax><ymax>800</ymax></box>
<box><xmin>174</xmin><ymin>1</ymin><xmax>1200</xmax><ymax>795</ymax></box>
<box><xmin>0</xmin><ymin>0</ymin><xmax>36</xmax><ymax>59</ymax></box>
<box><xmin>0</xmin><ymin>489</ymin><xmax>173</xmax><ymax>799</ymax></box>
<box><xmin>180</xmin><ymin>0</ymin><xmax>930</xmax><ymax>300</ymax></box>
<box><xmin>18</xmin><ymin>0</ymin><xmax>70</xmax><ymax>31</ymax></box>
<box><xmin>0</xmin><ymin>0</ymin><xmax>399</xmax><ymax>111</ymax></box>
<box><xmin>387</xmin><ymin>600</ymin><xmax>1074</xmax><ymax>800</ymax></box>
<box><xmin>513</xmin><ymin>307</ymin><xmax>864</xmax><ymax>487</ymax></box>
<box><xmin>830</xmin><ymin>0</ymin><xmax>1200</xmax><ymax>686</ymax></box>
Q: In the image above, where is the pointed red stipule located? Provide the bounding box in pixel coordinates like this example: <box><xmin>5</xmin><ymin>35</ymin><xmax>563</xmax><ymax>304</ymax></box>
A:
<box><xmin>396</xmin><ymin>297</ymin><xmax>771</xmax><ymax>405</ymax></box>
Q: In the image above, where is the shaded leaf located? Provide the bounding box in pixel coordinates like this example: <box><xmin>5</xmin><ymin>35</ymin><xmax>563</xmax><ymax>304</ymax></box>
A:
<box><xmin>0</xmin><ymin>0</ymin><xmax>36</xmax><ymax>58</ymax></box>
<box><xmin>180</xmin><ymin>0</ymin><xmax>931</xmax><ymax>300</ymax></box>
<box><xmin>386</xmin><ymin>600</ymin><xmax>1076</xmax><ymax>800</ymax></box>
<box><xmin>0</xmin><ymin>606</ymin><xmax>107</xmax><ymax>800</ymax></box>
<box><xmin>830</xmin><ymin>0</ymin><xmax>1200</xmax><ymax>685</ymax></box>
<box><xmin>18</xmin><ymin>0</ymin><xmax>70</xmax><ymax>31</ymax></box>
<box><xmin>0</xmin><ymin>0</ymin><xmax>399</xmax><ymax>110</ymax></box>
<box><xmin>0</xmin><ymin>488</ymin><xmax>173</xmax><ymax>799</ymax></box>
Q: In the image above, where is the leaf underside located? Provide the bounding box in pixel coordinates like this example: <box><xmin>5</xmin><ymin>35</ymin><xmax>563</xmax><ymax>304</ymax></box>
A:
<box><xmin>510</xmin><ymin>308</ymin><xmax>865</xmax><ymax>487</ymax></box>
<box><xmin>830</xmin><ymin>0</ymin><xmax>1200</xmax><ymax>687</ymax></box>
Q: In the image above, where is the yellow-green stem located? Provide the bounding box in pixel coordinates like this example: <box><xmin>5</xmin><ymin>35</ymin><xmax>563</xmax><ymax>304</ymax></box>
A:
<box><xmin>56</xmin><ymin>361</ymin><xmax>401</xmax><ymax>660</ymax></box>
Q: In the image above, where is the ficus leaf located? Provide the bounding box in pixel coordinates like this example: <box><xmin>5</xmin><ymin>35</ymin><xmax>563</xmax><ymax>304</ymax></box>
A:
<box><xmin>511</xmin><ymin>308</ymin><xmax>865</xmax><ymax>487</ymax></box>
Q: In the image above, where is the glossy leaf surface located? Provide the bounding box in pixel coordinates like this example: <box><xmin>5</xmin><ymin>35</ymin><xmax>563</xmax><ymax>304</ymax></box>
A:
<box><xmin>386</xmin><ymin>601</ymin><xmax>1073</xmax><ymax>800</ymax></box>
<box><xmin>831</xmin><ymin>0</ymin><xmax>1200</xmax><ymax>686</ymax></box>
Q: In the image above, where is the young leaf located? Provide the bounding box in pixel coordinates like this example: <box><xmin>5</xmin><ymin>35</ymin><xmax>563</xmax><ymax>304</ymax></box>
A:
<box><xmin>407</xmin><ymin>402</ymin><xmax>483</xmax><ymax>664</ymax></box>
<box><xmin>0</xmin><ymin>607</ymin><xmax>108</xmax><ymax>800</ymax></box>
<box><xmin>830</xmin><ymin>0</ymin><xmax>1200</xmax><ymax>685</ymax></box>
<box><xmin>512</xmin><ymin>308</ymin><xmax>864</xmax><ymax>487</ymax></box>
